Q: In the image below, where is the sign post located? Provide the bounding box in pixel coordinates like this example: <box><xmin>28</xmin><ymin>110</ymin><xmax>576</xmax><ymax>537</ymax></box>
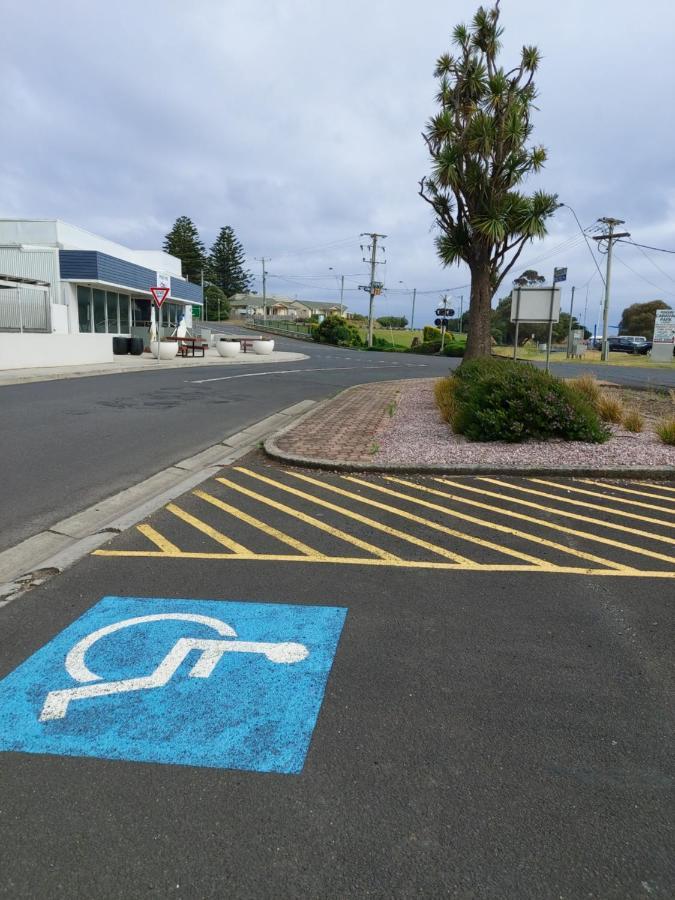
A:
<box><xmin>434</xmin><ymin>301</ymin><xmax>455</xmax><ymax>352</ymax></box>
<box><xmin>150</xmin><ymin>286</ymin><xmax>170</xmax><ymax>364</ymax></box>
<box><xmin>546</xmin><ymin>267</ymin><xmax>567</xmax><ymax>372</ymax></box>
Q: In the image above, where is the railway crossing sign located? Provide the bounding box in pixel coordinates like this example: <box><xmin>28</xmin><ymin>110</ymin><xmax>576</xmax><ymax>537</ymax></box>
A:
<box><xmin>0</xmin><ymin>597</ymin><xmax>347</xmax><ymax>773</ymax></box>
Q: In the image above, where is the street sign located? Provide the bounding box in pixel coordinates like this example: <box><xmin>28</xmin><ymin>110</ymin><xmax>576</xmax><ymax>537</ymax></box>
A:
<box><xmin>553</xmin><ymin>267</ymin><xmax>567</xmax><ymax>283</ymax></box>
<box><xmin>0</xmin><ymin>596</ymin><xmax>347</xmax><ymax>773</ymax></box>
<box><xmin>150</xmin><ymin>286</ymin><xmax>170</xmax><ymax>307</ymax></box>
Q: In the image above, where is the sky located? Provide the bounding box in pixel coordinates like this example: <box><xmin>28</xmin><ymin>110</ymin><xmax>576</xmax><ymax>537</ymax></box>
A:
<box><xmin>2</xmin><ymin>0</ymin><xmax>675</xmax><ymax>331</ymax></box>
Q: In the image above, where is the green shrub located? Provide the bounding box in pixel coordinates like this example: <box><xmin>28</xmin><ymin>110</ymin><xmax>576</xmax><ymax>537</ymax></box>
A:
<box><xmin>313</xmin><ymin>315</ymin><xmax>362</xmax><ymax>347</ymax></box>
<box><xmin>452</xmin><ymin>358</ymin><xmax>609</xmax><ymax>443</ymax></box>
<box><xmin>408</xmin><ymin>339</ymin><xmax>442</xmax><ymax>355</ymax></box>
<box><xmin>655</xmin><ymin>417</ymin><xmax>675</xmax><ymax>445</ymax></box>
<box><xmin>443</xmin><ymin>341</ymin><xmax>465</xmax><ymax>357</ymax></box>
<box><xmin>423</xmin><ymin>325</ymin><xmax>442</xmax><ymax>342</ymax></box>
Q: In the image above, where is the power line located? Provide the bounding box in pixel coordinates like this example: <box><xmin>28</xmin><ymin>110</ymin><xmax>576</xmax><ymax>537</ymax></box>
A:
<box><xmin>612</xmin><ymin>252</ymin><xmax>675</xmax><ymax>300</ymax></box>
<box><xmin>618</xmin><ymin>239</ymin><xmax>675</xmax><ymax>255</ymax></box>
<box><xmin>623</xmin><ymin>240</ymin><xmax>675</xmax><ymax>285</ymax></box>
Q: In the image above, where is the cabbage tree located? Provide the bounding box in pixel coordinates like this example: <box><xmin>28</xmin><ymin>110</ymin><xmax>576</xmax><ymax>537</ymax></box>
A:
<box><xmin>419</xmin><ymin>2</ymin><xmax>559</xmax><ymax>359</ymax></box>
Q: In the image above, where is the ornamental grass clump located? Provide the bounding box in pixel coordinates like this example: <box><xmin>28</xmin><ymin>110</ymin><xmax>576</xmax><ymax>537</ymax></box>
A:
<box><xmin>434</xmin><ymin>376</ymin><xmax>459</xmax><ymax>425</ymax></box>
<box><xmin>622</xmin><ymin>409</ymin><xmax>644</xmax><ymax>433</ymax></box>
<box><xmin>569</xmin><ymin>374</ymin><xmax>601</xmax><ymax>408</ymax></box>
<box><xmin>596</xmin><ymin>392</ymin><xmax>624</xmax><ymax>424</ymax></box>
<box><xmin>449</xmin><ymin>358</ymin><xmax>609</xmax><ymax>443</ymax></box>
<box><xmin>655</xmin><ymin>417</ymin><xmax>675</xmax><ymax>445</ymax></box>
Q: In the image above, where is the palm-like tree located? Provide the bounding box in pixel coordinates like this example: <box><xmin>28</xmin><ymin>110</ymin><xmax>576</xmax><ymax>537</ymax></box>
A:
<box><xmin>419</xmin><ymin>2</ymin><xmax>559</xmax><ymax>359</ymax></box>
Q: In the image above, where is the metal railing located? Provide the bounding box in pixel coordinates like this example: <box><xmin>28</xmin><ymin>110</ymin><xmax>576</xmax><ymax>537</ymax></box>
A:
<box><xmin>0</xmin><ymin>287</ymin><xmax>51</xmax><ymax>332</ymax></box>
<box><xmin>251</xmin><ymin>318</ymin><xmax>315</xmax><ymax>338</ymax></box>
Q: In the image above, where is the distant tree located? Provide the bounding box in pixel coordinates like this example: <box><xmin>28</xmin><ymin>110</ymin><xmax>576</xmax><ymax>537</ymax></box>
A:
<box><xmin>419</xmin><ymin>2</ymin><xmax>558</xmax><ymax>360</ymax></box>
<box><xmin>204</xmin><ymin>284</ymin><xmax>230</xmax><ymax>321</ymax></box>
<box><xmin>513</xmin><ymin>269</ymin><xmax>546</xmax><ymax>287</ymax></box>
<box><xmin>163</xmin><ymin>216</ymin><xmax>206</xmax><ymax>283</ymax></box>
<box><xmin>208</xmin><ymin>226</ymin><xmax>254</xmax><ymax>297</ymax></box>
<box><xmin>618</xmin><ymin>300</ymin><xmax>671</xmax><ymax>336</ymax></box>
<box><xmin>377</xmin><ymin>316</ymin><xmax>408</xmax><ymax>328</ymax></box>
<box><xmin>313</xmin><ymin>315</ymin><xmax>362</xmax><ymax>347</ymax></box>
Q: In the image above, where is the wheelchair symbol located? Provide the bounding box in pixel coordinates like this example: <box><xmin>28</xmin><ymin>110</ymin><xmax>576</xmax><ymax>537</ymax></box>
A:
<box><xmin>40</xmin><ymin>613</ymin><xmax>309</xmax><ymax>722</ymax></box>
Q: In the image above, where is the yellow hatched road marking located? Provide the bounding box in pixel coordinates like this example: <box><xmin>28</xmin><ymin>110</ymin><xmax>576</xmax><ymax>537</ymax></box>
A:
<box><xmin>430</xmin><ymin>478</ymin><xmax>675</xmax><ymax>568</ymax></box>
<box><xmin>292</xmin><ymin>471</ymin><xmax>549</xmax><ymax>566</ymax></box>
<box><xmin>91</xmin><ymin>548</ymin><xmax>675</xmax><ymax>578</ymax></box>
<box><xmin>232</xmin><ymin>468</ymin><xmax>474</xmax><ymax>566</ymax></box>
<box><xmin>456</xmin><ymin>479</ymin><xmax>675</xmax><ymax>548</ymax></box>
<box><xmin>628</xmin><ymin>481</ymin><xmax>675</xmax><ymax>496</ymax></box>
<box><xmin>216</xmin><ymin>476</ymin><xmax>400</xmax><ymax>561</ymax></box>
<box><xmin>342</xmin><ymin>475</ymin><xmax>625</xmax><ymax>570</ymax></box>
<box><xmin>576</xmin><ymin>479</ymin><xmax>675</xmax><ymax>509</ymax></box>
<box><xmin>136</xmin><ymin>524</ymin><xmax>181</xmax><ymax>554</ymax></box>
<box><xmin>483</xmin><ymin>478</ymin><xmax>675</xmax><ymax>529</ymax></box>
<box><xmin>166</xmin><ymin>503</ymin><xmax>250</xmax><ymax>554</ymax></box>
<box><xmin>382</xmin><ymin>478</ymin><xmax>632</xmax><ymax>572</ymax></box>
<box><xmin>529</xmin><ymin>478</ymin><xmax>675</xmax><ymax>518</ymax></box>
<box><xmin>193</xmin><ymin>489</ymin><xmax>324</xmax><ymax>557</ymax></box>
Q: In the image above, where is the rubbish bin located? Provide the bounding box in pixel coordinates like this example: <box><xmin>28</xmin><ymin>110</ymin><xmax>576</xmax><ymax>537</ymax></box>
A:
<box><xmin>112</xmin><ymin>336</ymin><xmax>131</xmax><ymax>355</ymax></box>
<box><xmin>129</xmin><ymin>337</ymin><xmax>144</xmax><ymax>356</ymax></box>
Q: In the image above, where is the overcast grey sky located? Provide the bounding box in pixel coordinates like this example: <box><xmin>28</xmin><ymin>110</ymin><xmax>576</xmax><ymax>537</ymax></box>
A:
<box><xmin>2</xmin><ymin>0</ymin><xmax>674</xmax><ymax>328</ymax></box>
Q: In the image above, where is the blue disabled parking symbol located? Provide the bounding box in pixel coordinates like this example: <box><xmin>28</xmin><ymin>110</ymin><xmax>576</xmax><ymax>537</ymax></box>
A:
<box><xmin>0</xmin><ymin>597</ymin><xmax>347</xmax><ymax>773</ymax></box>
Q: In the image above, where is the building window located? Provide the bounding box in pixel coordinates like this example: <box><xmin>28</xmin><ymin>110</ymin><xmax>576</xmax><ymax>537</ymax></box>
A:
<box><xmin>119</xmin><ymin>294</ymin><xmax>130</xmax><ymax>332</ymax></box>
<box><xmin>77</xmin><ymin>285</ymin><xmax>92</xmax><ymax>333</ymax></box>
<box><xmin>106</xmin><ymin>291</ymin><xmax>119</xmax><ymax>333</ymax></box>
<box><xmin>133</xmin><ymin>297</ymin><xmax>151</xmax><ymax>326</ymax></box>
<box><xmin>93</xmin><ymin>289</ymin><xmax>106</xmax><ymax>333</ymax></box>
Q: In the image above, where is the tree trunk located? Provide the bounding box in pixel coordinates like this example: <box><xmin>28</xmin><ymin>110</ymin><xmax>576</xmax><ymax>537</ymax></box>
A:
<box><xmin>463</xmin><ymin>265</ymin><xmax>494</xmax><ymax>360</ymax></box>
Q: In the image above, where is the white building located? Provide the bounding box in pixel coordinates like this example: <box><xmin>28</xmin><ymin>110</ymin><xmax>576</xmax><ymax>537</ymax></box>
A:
<box><xmin>0</xmin><ymin>219</ymin><xmax>203</xmax><ymax>370</ymax></box>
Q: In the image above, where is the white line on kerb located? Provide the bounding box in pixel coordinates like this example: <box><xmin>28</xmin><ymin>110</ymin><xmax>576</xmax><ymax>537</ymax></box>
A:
<box><xmin>187</xmin><ymin>363</ymin><xmax>429</xmax><ymax>385</ymax></box>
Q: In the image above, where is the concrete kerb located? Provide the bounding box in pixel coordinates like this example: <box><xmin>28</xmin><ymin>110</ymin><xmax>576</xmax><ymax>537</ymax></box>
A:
<box><xmin>263</xmin><ymin>386</ymin><xmax>675</xmax><ymax>479</ymax></box>
<box><xmin>0</xmin><ymin>399</ymin><xmax>317</xmax><ymax>606</ymax></box>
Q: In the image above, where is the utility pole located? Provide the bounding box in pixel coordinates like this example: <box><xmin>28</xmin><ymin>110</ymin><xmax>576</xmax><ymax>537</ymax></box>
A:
<box><xmin>255</xmin><ymin>257</ymin><xmax>269</xmax><ymax>324</ymax></box>
<box><xmin>566</xmin><ymin>285</ymin><xmax>576</xmax><ymax>358</ymax></box>
<box><xmin>340</xmin><ymin>274</ymin><xmax>345</xmax><ymax>316</ymax></box>
<box><xmin>410</xmin><ymin>287</ymin><xmax>417</xmax><ymax>331</ymax></box>
<box><xmin>592</xmin><ymin>218</ymin><xmax>630</xmax><ymax>361</ymax></box>
<box><xmin>201</xmin><ymin>269</ymin><xmax>206</xmax><ymax>321</ymax></box>
<box><xmin>360</xmin><ymin>232</ymin><xmax>386</xmax><ymax>347</ymax></box>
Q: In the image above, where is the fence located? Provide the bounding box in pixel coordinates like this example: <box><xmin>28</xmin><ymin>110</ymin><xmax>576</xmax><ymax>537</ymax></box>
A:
<box><xmin>251</xmin><ymin>318</ymin><xmax>315</xmax><ymax>339</ymax></box>
<box><xmin>0</xmin><ymin>287</ymin><xmax>51</xmax><ymax>332</ymax></box>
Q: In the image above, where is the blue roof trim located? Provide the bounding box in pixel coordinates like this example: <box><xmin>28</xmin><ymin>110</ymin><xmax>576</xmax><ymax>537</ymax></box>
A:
<box><xmin>59</xmin><ymin>250</ymin><xmax>203</xmax><ymax>304</ymax></box>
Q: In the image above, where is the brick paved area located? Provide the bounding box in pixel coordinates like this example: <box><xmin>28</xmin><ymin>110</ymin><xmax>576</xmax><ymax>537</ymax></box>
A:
<box><xmin>274</xmin><ymin>381</ymin><xmax>401</xmax><ymax>463</ymax></box>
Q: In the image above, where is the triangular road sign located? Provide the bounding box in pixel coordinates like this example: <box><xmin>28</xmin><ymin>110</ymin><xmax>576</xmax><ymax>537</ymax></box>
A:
<box><xmin>150</xmin><ymin>286</ymin><xmax>170</xmax><ymax>307</ymax></box>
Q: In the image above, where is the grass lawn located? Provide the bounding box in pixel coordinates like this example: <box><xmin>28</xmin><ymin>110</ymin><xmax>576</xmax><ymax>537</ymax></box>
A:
<box><xmin>355</xmin><ymin>328</ymin><xmax>468</xmax><ymax>348</ymax></box>
<box><xmin>492</xmin><ymin>346</ymin><xmax>675</xmax><ymax>369</ymax></box>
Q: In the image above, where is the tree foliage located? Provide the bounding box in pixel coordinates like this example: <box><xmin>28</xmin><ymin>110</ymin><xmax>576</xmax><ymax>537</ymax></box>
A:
<box><xmin>419</xmin><ymin>2</ymin><xmax>559</xmax><ymax>359</ymax></box>
<box><xmin>208</xmin><ymin>226</ymin><xmax>254</xmax><ymax>297</ymax></box>
<box><xmin>377</xmin><ymin>316</ymin><xmax>409</xmax><ymax>328</ymax></box>
<box><xmin>204</xmin><ymin>284</ymin><xmax>230</xmax><ymax>321</ymax></box>
<box><xmin>313</xmin><ymin>315</ymin><xmax>362</xmax><ymax>347</ymax></box>
<box><xmin>163</xmin><ymin>216</ymin><xmax>206</xmax><ymax>283</ymax></box>
<box><xmin>618</xmin><ymin>300</ymin><xmax>671</xmax><ymax>336</ymax></box>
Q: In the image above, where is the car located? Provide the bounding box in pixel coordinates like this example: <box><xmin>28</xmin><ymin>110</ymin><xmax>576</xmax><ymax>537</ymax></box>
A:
<box><xmin>587</xmin><ymin>335</ymin><xmax>648</xmax><ymax>353</ymax></box>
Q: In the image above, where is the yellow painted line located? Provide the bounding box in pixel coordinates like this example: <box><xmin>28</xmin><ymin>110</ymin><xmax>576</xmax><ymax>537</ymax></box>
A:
<box><xmin>232</xmin><ymin>468</ymin><xmax>474</xmax><ymax>566</ymax></box>
<box><xmin>338</xmin><ymin>475</ymin><xmax>556</xmax><ymax>567</ymax></box>
<box><xmin>529</xmin><ymin>478</ymin><xmax>675</xmax><ymax>518</ymax></box>
<box><xmin>215</xmin><ymin>476</ymin><xmax>399</xmax><ymax>561</ymax></box>
<box><xmin>576</xmin><ymin>479</ymin><xmax>675</xmax><ymax>510</ymax></box>
<box><xmin>385</xmin><ymin>478</ymin><xmax>633</xmax><ymax>572</ymax></box>
<box><xmin>431</xmin><ymin>478</ymin><xmax>675</xmax><ymax>568</ymax></box>
<box><xmin>628</xmin><ymin>481</ymin><xmax>675</xmax><ymax>496</ymax></box>
<box><xmin>486</xmin><ymin>478</ymin><xmax>675</xmax><ymax>529</ymax></box>
<box><xmin>166</xmin><ymin>503</ymin><xmax>251</xmax><ymax>554</ymax></box>
<box><xmin>193</xmin><ymin>489</ymin><xmax>323</xmax><ymax>558</ymax></box>
<box><xmin>455</xmin><ymin>479</ymin><xmax>675</xmax><ymax>549</ymax></box>
<box><xmin>91</xmin><ymin>548</ymin><xmax>675</xmax><ymax>578</ymax></box>
<box><xmin>136</xmin><ymin>524</ymin><xmax>182</xmax><ymax>554</ymax></box>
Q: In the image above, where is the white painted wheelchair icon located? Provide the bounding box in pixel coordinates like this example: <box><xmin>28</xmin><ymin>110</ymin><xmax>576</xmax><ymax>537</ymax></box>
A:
<box><xmin>40</xmin><ymin>613</ymin><xmax>309</xmax><ymax>722</ymax></box>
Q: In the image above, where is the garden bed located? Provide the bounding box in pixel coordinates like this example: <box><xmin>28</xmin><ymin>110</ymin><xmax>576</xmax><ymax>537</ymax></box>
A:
<box><xmin>375</xmin><ymin>379</ymin><xmax>675</xmax><ymax>470</ymax></box>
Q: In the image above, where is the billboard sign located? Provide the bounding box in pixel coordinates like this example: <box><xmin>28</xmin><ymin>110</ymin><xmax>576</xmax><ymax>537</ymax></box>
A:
<box><xmin>510</xmin><ymin>287</ymin><xmax>561</xmax><ymax>324</ymax></box>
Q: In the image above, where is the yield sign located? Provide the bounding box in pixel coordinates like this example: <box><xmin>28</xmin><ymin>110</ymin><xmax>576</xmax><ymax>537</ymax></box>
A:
<box><xmin>150</xmin><ymin>286</ymin><xmax>170</xmax><ymax>307</ymax></box>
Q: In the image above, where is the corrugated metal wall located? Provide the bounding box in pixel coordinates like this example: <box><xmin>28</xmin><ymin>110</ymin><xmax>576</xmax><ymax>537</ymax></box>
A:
<box><xmin>0</xmin><ymin>248</ymin><xmax>58</xmax><ymax>332</ymax></box>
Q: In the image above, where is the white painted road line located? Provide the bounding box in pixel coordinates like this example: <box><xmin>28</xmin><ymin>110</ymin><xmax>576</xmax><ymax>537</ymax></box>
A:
<box><xmin>188</xmin><ymin>363</ymin><xmax>429</xmax><ymax>385</ymax></box>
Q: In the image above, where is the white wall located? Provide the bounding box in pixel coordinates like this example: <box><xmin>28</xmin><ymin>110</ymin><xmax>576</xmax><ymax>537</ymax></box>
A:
<box><xmin>0</xmin><ymin>333</ymin><xmax>113</xmax><ymax>370</ymax></box>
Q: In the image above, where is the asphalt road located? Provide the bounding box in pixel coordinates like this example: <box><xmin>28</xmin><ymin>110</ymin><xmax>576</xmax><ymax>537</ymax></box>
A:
<box><xmin>0</xmin><ymin>462</ymin><xmax>672</xmax><ymax>898</ymax></box>
<box><xmin>1</xmin><ymin>328</ymin><xmax>673</xmax><ymax>555</ymax></box>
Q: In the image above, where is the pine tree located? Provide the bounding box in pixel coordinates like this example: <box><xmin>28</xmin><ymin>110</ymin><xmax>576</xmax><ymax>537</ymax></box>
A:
<box><xmin>163</xmin><ymin>216</ymin><xmax>206</xmax><ymax>283</ymax></box>
<box><xmin>208</xmin><ymin>226</ymin><xmax>254</xmax><ymax>297</ymax></box>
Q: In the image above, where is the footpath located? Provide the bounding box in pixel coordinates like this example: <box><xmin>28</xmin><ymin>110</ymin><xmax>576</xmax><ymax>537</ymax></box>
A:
<box><xmin>0</xmin><ymin>347</ymin><xmax>308</xmax><ymax>386</ymax></box>
<box><xmin>265</xmin><ymin>378</ymin><xmax>675</xmax><ymax>477</ymax></box>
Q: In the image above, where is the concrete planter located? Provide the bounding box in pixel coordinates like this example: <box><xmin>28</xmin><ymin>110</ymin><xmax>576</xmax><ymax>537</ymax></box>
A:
<box><xmin>253</xmin><ymin>339</ymin><xmax>275</xmax><ymax>355</ymax></box>
<box><xmin>150</xmin><ymin>341</ymin><xmax>179</xmax><ymax>360</ymax></box>
<box><xmin>217</xmin><ymin>340</ymin><xmax>240</xmax><ymax>358</ymax></box>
